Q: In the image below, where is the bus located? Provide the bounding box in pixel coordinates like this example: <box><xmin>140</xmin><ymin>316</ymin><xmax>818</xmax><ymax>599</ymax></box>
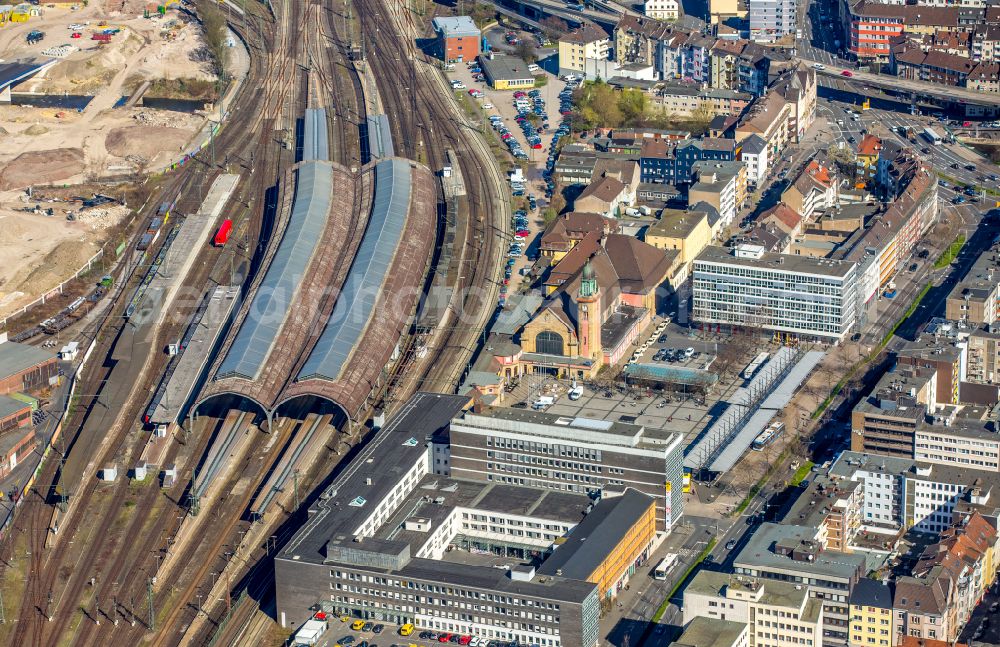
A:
<box><xmin>752</xmin><ymin>421</ymin><xmax>785</xmax><ymax>451</ymax></box>
<box><xmin>923</xmin><ymin>127</ymin><xmax>943</xmax><ymax>145</ymax></box>
<box><xmin>742</xmin><ymin>352</ymin><xmax>769</xmax><ymax>380</ymax></box>
<box><xmin>653</xmin><ymin>553</ymin><xmax>679</xmax><ymax>580</ymax></box>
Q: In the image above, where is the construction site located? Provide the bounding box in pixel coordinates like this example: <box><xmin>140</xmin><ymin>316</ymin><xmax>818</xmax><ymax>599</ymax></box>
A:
<box><xmin>0</xmin><ymin>0</ymin><xmax>244</xmax><ymax>319</ymax></box>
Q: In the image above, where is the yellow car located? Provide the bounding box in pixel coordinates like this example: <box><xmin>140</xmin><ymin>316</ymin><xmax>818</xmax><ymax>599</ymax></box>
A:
<box><xmin>399</xmin><ymin>623</ymin><xmax>415</xmax><ymax>636</ymax></box>
<box><xmin>352</xmin><ymin>619</ymin><xmax>365</xmax><ymax>631</ymax></box>
<box><xmin>340</xmin><ymin>616</ymin><xmax>350</xmax><ymax>623</ymax></box>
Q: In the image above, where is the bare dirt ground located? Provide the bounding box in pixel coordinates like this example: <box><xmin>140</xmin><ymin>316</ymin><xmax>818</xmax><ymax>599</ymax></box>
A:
<box><xmin>0</xmin><ymin>3</ymin><xmax>215</xmax><ymax>189</ymax></box>
<box><xmin>0</xmin><ymin>149</ymin><xmax>86</xmax><ymax>191</ymax></box>
<box><xmin>105</xmin><ymin>123</ymin><xmax>196</xmax><ymax>160</ymax></box>
<box><xmin>0</xmin><ymin>2</ymin><xmax>219</xmax><ymax>319</ymax></box>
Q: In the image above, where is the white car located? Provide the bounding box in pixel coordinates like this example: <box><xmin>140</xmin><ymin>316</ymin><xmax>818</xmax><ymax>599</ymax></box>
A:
<box><xmin>812</xmin><ymin>63</ymin><xmax>825</xmax><ymax>70</ymax></box>
<box><xmin>481</xmin><ymin>102</ymin><xmax>493</xmax><ymax>109</ymax></box>
<box><xmin>451</xmin><ymin>81</ymin><xmax>466</xmax><ymax>90</ymax></box>
<box><xmin>68</xmin><ymin>23</ymin><xmax>84</xmax><ymax>30</ymax></box>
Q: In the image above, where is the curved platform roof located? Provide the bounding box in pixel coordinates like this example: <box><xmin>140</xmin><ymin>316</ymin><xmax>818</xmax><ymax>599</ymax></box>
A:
<box><xmin>216</xmin><ymin>161</ymin><xmax>333</xmax><ymax>381</ymax></box>
<box><xmin>297</xmin><ymin>159</ymin><xmax>412</xmax><ymax>382</ymax></box>
<box><xmin>199</xmin><ymin>158</ymin><xmax>436</xmax><ymax>422</ymax></box>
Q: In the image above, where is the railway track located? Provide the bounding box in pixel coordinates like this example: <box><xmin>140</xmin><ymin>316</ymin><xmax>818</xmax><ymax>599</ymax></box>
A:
<box><xmin>352</xmin><ymin>2</ymin><xmax>507</xmax><ymax>396</ymax></box>
<box><xmin>0</xmin><ymin>3</ymin><xmax>307</xmax><ymax>645</ymax></box>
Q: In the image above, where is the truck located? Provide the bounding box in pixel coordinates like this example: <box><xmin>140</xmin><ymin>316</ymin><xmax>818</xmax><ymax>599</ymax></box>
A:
<box><xmin>923</xmin><ymin>126</ymin><xmax>943</xmax><ymax>145</ymax></box>
<box><xmin>293</xmin><ymin>617</ymin><xmax>329</xmax><ymax>645</ymax></box>
<box><xmin>26</xmin><ymin>30</ymin><xmax>44</xmax><ymax>44</ymax></box>
<box><xmin>213</xmin><ymin>219</ymin><xmax>233</xmax><ymax>247</ymax></box>
<box><xmin>92</xmin><ymin>33</ymin><xmax>112</xmax><ymax>42</ymax></box>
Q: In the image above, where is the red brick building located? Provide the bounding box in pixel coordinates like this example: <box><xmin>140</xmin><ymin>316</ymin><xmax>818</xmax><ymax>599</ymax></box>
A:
<box><xmin>0</xmin><ymin>426</ymin><xmax>36</xmax><ymax>480</ymax></box>
<box><xmin>0</xmin><ymin>395</ymin><xmax>32</xmax><ymax>434</ymax></box>
<box><xmin>431</xmin><ymin>16</ymin><xmax>481</xmax><ymax>63</ymax></box>
<box><xmin>0</xmin><ymin>340</ymin><xmax>58</xmax><ymax>395</ymax></box>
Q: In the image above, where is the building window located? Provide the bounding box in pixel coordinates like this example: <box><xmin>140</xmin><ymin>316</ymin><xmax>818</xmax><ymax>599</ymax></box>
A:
<box><xmin>535</xmin><ymin>331</ymin><xmax>565</xmax><ymax>356</ymax></box>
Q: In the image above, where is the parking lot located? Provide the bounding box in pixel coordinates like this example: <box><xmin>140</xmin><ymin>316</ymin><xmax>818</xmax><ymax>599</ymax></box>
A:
<box><xmin>318</xmin><ymin>617</ymin><xmax>528</xmax><ymax>647</ymax></box>
<box><xmin>445</xmin><ymin>61</ymin><xmax>578</xmax><ymax>305</ymax></box>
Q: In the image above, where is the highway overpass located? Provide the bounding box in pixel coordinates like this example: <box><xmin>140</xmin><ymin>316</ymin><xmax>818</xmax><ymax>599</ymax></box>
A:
<box><xmin>801</xmin><ymin>58</ymin><xmax>1000</xmax><ymax>111</ymax></box>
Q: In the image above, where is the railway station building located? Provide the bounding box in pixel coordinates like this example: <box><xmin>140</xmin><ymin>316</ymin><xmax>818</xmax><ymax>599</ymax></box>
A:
<box><xmin>275</xmin><ymin>393</ymin><xmax>677</xmax><ymax>644</ymax></box>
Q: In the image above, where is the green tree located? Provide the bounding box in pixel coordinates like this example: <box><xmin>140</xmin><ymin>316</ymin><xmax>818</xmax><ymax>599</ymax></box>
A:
<box><xmin>196</xmin><ymin>0</ymin><xmax>228</xmax><ymax>77</ymax></box>
<box><xmin>618</xmin><ymin>88</ymin><xmax>648</xmax><ymax>125</ymax></box>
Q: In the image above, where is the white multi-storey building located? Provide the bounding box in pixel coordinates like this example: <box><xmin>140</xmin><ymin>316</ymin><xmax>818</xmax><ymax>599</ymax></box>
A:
<box><xmin>644</xmin><ymin>0</ymin><xmax>679</xmax><ymax>20</ymax></box>
<box><xmin>691</xmin><ymin>244</ymin><xmax>859</xmax><ymax>342</ymax></box>
<box><xmin>748</xmin><ymin>0</ymin><xmax>797</xmax><ymax>42</ymax></box>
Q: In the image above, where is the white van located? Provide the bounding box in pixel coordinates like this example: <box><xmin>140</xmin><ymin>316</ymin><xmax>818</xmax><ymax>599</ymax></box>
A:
<box><xmin>527</xmin><ymin>63</ymin><xmax>540</xmax><ymax>72</ymax></box>
<box><xmin>533</xmin><ymin>395</ymin><xmax>555</xmax><ymax>409</ymax></box>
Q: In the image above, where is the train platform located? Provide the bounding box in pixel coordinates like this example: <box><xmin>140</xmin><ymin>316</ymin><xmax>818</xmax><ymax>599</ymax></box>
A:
<box><xmin>147</xmin><ymin>284</ymin><xmax>241</xmax><ymax>428</ymax></box>
<box><xmin>134</xmin><ymin>174</ymin><xmax>240</xmax><ymax>327</ymax></box>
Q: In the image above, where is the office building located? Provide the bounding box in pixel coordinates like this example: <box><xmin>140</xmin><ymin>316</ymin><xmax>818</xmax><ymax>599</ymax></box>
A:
<box><xmin>276</xmin><ymin>393</ymin><xmax>676</xmax><ymax>646</ymax></box>
<box><xmin>828</xmin><ymin>451</ymin><xmax>1000</xmax><ymax>537</ymax></box>
<box><xmin>443</xmin><ymin>407</ymin><xmax>685</xmax><ymax>532</ymax></box>
<box><xmin>683</xmin><ymin>571</ymin><xmax>825</xmax><ymax>647</ymax></box>
<box><xmin>733</xmin><ymin>523</ymin><xmax>867</xmax><ymax>647</ymax></box>
<box><xmin>671</xmin><ymin>616</ymin><xmax>750</xmax><ymax>647</ymax></box>
<box><xmin>692</xmin><ymin>245</ymin><xmax>859</xmax><ymax>342</ymax></box>
<box><xmin>432</xmin><ymin>16</ymin><xmax>481</xmax><ymax>62</ymax></box>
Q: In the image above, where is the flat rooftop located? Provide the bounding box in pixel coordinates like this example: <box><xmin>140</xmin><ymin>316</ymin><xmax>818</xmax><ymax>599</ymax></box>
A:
<box><xmin>695</xmin><ymin>244</ymin><xmax>856</xmax><ymax>279</ymax></box>
<box><xmin>377</xmin><ymin>475</ymin><xmax>591</xmax><ymax>550</ymax></box>
<box><xmin>538</xmin><ymin>489</ymin><xmax>653</xmax><ymax>580</ymax></box>
<box><xmin>686</xmin><ymin>570</ymin><xmax>812</xmax><ymax>611</ymax></box>
<box><xmin>281</xmin><ymin>392</ymin><xmax>471</xmax><ymax>562</ymax></box>
<box><xmin>454</xmin><ymin>408</ymin><xmax>684</xmax><ymax>452</ymax></box>
<box><xmin>670</xmin><ymin>616</ymin><xmax>747</xmax><ymax>647</ymax></box>
<box><xmin>734</xmin><ymin>523</ymin><xmax>866</xmax><ymax>582</ymax></box>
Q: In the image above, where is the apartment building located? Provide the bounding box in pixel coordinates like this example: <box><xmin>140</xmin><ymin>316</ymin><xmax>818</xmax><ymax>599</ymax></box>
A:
<box><xmin>644</xmin><ymin>208</ymin><xmax>712</xmax><ymax>273</ymax></box>
<box><xmin>828</xmin><ymin>451</ymin><xmax>1000</xmax><ymax>536</ymax></box>
<box><xmin>733</xmin><ymin>523</ymin><xmax>867</xmax><ymax>647</ymax></box>
<box><xmin>559</xmin><ymin>23</ymin><xmax>612</xmax><ymax>74</ymax></box>
<box><xmin>692</xmin><ymin>244</ymin><xmax>859</xmax><ymax>342</ymax></box>
<box><xmin>748</xmin><ymin>0</ymin><xmax>797</xmax><ymax>42</ymax></box>
<box><xmin>966</xmin><ymin>325</ymin><xmax>1000</xmax><ymax>384</ymax></box>
<box><xmin>781</xmin><ymin>159</ymin><xmax>839</xmax><ymax>219</ymax></box>
<box><xmin>849</xmin><ymin>579</ymin><xmax>893</xmax><ymax>647</ymax></box>
<box><xmin>644</xmin><ymin>0</ymin><xmax>680</xmax><ymax>20</ymax></box>
<box><xmin>689</xmin><ymin>161</ymin><xmax>745</xmax><ymax>226</ymax></box>
<box><xmin>845</xmin><ymin>2</ymin><xmax>988</xmax><ymax>60</ymax></box>
<box><xmin>945</xmin><ymin>242</ymin><xmax>1000</xmax><ymax>325</ymax></box>
<box><xmin>786</xmin><ymin>476</ymin><xmax>863</xmax><ymax>552</ymax></box>
<box><xmin>683</xmin><ymin>571</ymin><xmax>824</xmax><ymax>647</ymax></box>
<box><xmin>740</xmin><ymin>134</ymin><xmax>770</xmax><ymax>186</ymax></box>
<box><xmin>895</xmin><ymin>336</ymin><xmax>962</xmax><ymax>405</ymax></box>
<box><xmin>655</xmin><ymin>84</ymin><xmax>753</xmax><ymax>118</ymax></box>
<box><xmin>443</xmin><ymin>408</ymin><xmax>686</xmax><ymax>532</ymax></box>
